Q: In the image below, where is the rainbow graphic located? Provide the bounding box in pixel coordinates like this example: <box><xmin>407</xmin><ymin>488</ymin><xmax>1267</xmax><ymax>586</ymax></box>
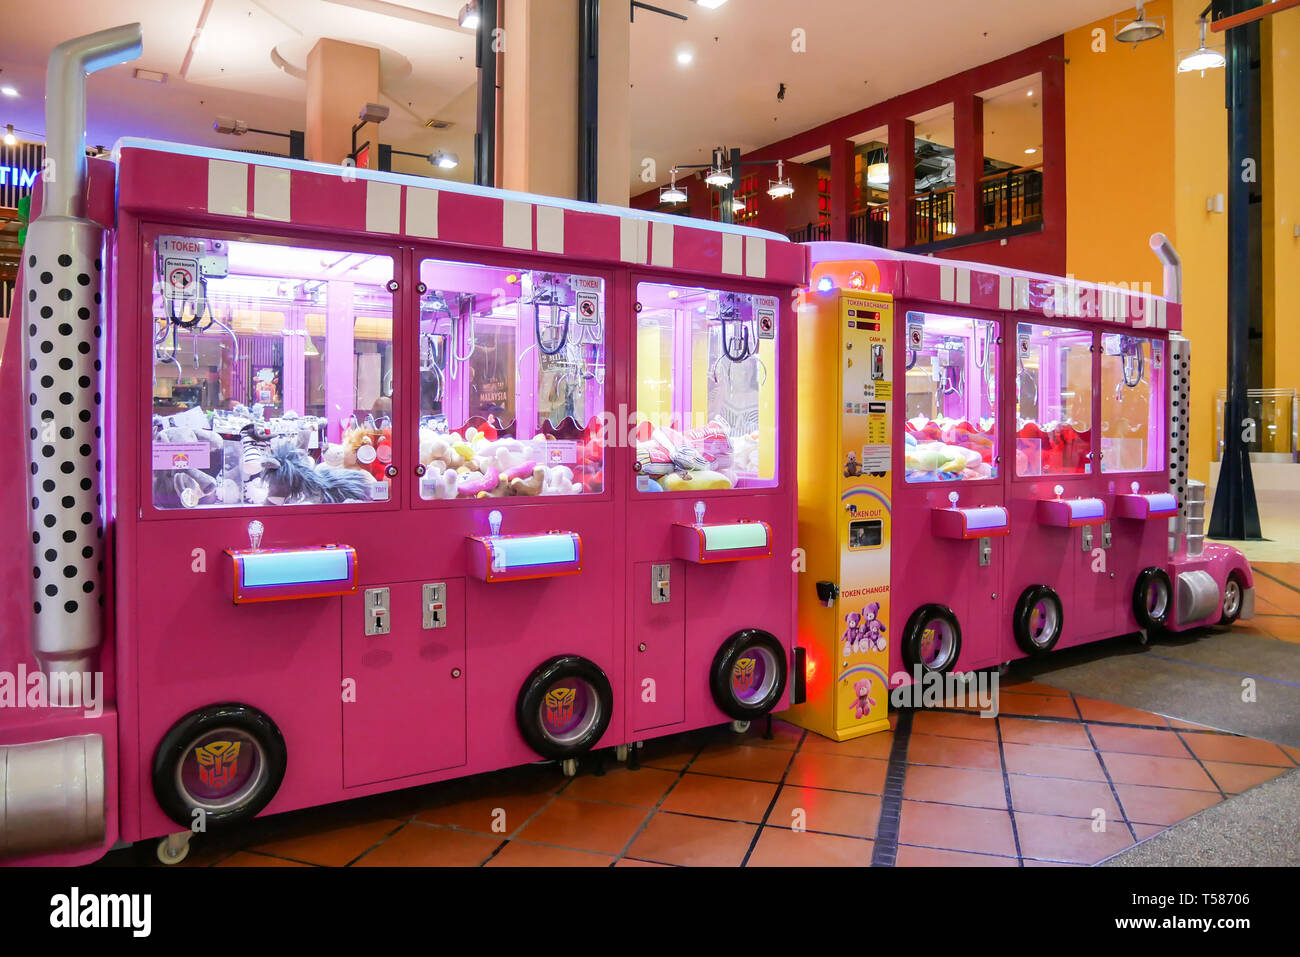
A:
<box><xmin>839</xmin><ymin>662</ymin><xmax>891</xmax><ymax>691</ymax></box>
<box><xmin>840</xmin><ymin>486</ymin><xmax>892</xmax><ymax>512</ymax></box>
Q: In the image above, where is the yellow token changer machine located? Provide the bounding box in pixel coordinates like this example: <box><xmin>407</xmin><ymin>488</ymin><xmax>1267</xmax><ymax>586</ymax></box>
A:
<box><xmin>787</xmin><ymin>280</ymin><xmax>894</xmax><ymax>740</ymax></box>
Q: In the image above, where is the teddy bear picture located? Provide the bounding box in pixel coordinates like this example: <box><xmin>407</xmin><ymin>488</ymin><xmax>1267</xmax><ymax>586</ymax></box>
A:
<box><xmin>849</xmin><ymin>678</ymin><xmax>876</xmax><ymax>720</ymax></box>
<box><xmin>843</xmin><ymin>450</ymin><xmax>861</xmax><ymax>477</ymax></box>
<box><xmin>861</xmin><ymin>601</ymin><xmax>887</xmax><ymax>652</ymax></box>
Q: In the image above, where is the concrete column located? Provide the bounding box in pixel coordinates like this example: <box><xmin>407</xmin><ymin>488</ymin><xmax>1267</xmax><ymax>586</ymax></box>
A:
<box><xmin>305</xmin><ymin>39</ymin><xmax>381</xmax><ymax>169</ymax></box>
<box><xmin>887</xmin><ymin>116</ymin><xmax>914</xmax><ymax>249</ymax></box>
<box><xmin>829</xmin><ymin>139</ymin><xmax>854</xmax><ymax>242</ymax></box>
<box><xmin>499</xmin><ymin>0</ymin><xmax>630</xmax><ymax>203</ymax></box>
<box><xmin>596</xmin><ymin>2</ymin><xmax>631</xmax><ymax>206</ymax></box>
<box><xmin>954</xmin><ymin>94</ymin><xmax>984</xmax><ymax>236</ymax></box>
<box><xmin>501</xmin><ymin>0</ymin><xmax>578</xmax><ymax>198</ymax></box>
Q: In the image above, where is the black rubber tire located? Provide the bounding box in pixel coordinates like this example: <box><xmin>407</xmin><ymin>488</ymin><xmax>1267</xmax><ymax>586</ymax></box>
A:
<box><xmin>152</xmin><ymin>703</ymin><xmax>287</xmax><ymax>830</ymax></box>
<box><xmin>901</xmin><ymin>604</ymin><xmax>962</xmax><ymax>675</ymax></box>
<box><xmin>516</xmin><ymin>655</ymin><xmax>614</xmax><ymax>760</ymax></box>
<box><xmin>1013</xmin><ymin>585</ymin><xmax>1064</xmax><ymax>656</ymax></box>
<box><xmin>1219</xmin><ymin>572</ymin><xmax>1245</xmax><ymax>625</ymax></box>
<box><xmin>709</xmin><ymin>629</ymin><xmax>788</xmax><ymax>720</ymax></box>
<box><xmin>1133</xmin><ymin>566</ymin><xmax>1173</xmax><ymax>631</ymax></box>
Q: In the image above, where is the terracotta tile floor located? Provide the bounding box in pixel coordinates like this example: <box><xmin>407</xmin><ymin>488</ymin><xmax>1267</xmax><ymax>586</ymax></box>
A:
<box><xmin>135</xmin><ymin>673</ymin><xmax>1298</xmax><ymax>868</ymax></box>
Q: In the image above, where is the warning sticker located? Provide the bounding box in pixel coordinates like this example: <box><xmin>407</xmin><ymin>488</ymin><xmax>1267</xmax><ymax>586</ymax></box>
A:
<box><xmin>906</xmin><ymin>313</ymin><xmax>924</xmax><ymax>349</ymax></box>
<box><xmin>164</xmin><ymin>258</ymin><xmax>198</xmax><ymax>301</ymax></box>
<box><xmin>576</xmin><ymin>290</ymin><xmax>600</xmax><ymax>325</ymax></box>
<box><xmin>861</xmin><ymin>444</ymin><xmax>890</xmax><ymax>472</ymax></box>
<box><xmin>756</xmin><ymin>307</ymin><xmax>776</xmax><ymax>339</ymax></box>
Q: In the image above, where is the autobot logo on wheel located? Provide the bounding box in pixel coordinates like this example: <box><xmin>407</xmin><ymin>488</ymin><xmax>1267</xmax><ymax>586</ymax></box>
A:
<box><xmin>544</xmin><ymin>687</ymin><xmax>576</xmax><ymax>729</ymax></box>
<box><xmin>195</xmin><ymin>741</ymin><xmax>241</xmax><ymax>789</ymax></box>
<box><xmin>732</xmin><ymin>657</ymin><xmax>756</xmax><ymax>693</ymax></box>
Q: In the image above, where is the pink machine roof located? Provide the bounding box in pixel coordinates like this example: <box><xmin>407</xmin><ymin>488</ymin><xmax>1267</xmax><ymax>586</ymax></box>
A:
<box><xmin>807</xmin><ymin>241</ymin><xmax>1182</xmax><ymax>333</ymax></box>
<box><xmin>112</xmin><ymin>138</ymin><xmax>807</xmax><ymax>286</ymax></box>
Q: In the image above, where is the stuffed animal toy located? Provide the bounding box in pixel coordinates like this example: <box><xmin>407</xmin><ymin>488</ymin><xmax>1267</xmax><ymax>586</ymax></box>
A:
<box><xmin>841</xmin><ymin>611</ymin><xmax>863</xmax><ymax>656</ymax></box>
<box><xmin>659</xmin><ymin>469</ymin><xmax>732</xmax><ymax>492</ymax></box>
<box><xmin>509</xmin><ymin>465</ymin><xmax>546</xmax><ymax>496</ymax></box>
<box><xmin>541</xmin><ymin>464</ymin><xmax>582</xmax><ymax>495</ymax></box>
<box><xmin>253</xmin><ymin>438</ymin><xmax>374</xmax><ymax>505</ymax></box>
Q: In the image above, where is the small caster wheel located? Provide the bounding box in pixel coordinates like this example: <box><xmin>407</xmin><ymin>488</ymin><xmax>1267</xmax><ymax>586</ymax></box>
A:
<box><xmin>1136</xmin><ymin>629</ymin><xmax>1151</xmax><ymax>647</ymax></box>
<box><xmin>730</xmin><ymin>719</ymin><xmax>751</xmax><ymax>734</ymax></box>
<box><xmin>156</xmin><ymin>833</ymin><xmax>191</xmax><ymax>865</ymax></box>
<box><xmin>561</xmin><ymin>758</ymin><xmax>578</xmax><ymax>778</ymax></box>
<box><xmin>615</xmin><ymin>744</ymin><xmax>629</xmax><ymax>762</ymax></box>
<box><xmin>997</xmin><ymin>662</ymin><xmax>1010</xmax><ymax>677</ymax></box>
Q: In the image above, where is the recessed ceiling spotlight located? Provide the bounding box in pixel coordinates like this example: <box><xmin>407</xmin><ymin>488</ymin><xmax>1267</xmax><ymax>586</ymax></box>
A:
<box><xmin>1026</xmin><ymin>89</ymin><xmax>1034</xmax><ymax>97</ymax></box>
<box><xmin>1024</xmin><ymin>147</ymin><xmax>1039</xmax><ymax>155</ymax></box>
<box><xmin>695</xmin><ymin>0</ymin><xmax>729</xmax><ymax>8</ymax></box>
<box><xmin>1</xmin><ymin>86</ymin><xmax>18</xmax><ymax>98</ymax></box>
<box><xmin>676</xmin><ymin>49</ymin><xmax>694</xmax><ymax>66</ymax></box>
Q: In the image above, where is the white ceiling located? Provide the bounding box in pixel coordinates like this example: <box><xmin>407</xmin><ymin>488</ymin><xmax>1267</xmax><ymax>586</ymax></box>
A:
<box><xmin>628</xmin><ymin>0</ymin><xmax>1126</xmax><ymax>188</ymax></box>
<box><xmin>0</xmin><ymin>0</ymin><xmax>1131</xmax><ymax>193</ymax></box>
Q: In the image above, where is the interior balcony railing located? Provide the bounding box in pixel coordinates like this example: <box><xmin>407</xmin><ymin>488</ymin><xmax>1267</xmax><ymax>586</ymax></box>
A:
<box><xmin>980</xmin><ymin>164</ymin><xmax>1043</xmax><ymax>231</ymax></box>
<box><xmin>849</xmin><ymin>206</ymin><xmax>889</xmax><ymax>247</ymax></box>
<box><xmin>909</xmin><ymin>187</ymin><xmax>956</xmax><ymax>246</ymax></box>
<box><xmin>787</xmin><ymin>221</ymin><xmax>831</xmax><ymax>243</ymax></box>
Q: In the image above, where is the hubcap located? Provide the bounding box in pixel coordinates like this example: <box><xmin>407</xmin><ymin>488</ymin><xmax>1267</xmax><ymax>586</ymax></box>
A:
<box><xmin>1146</xmin><ymin>580</ymin><xmax>1169</xmax><ymax>620</ymax></box>
<box><xmin>175</xmin><ymin>727</ymin><xmax>268</xmax><ymax>814</ymax></box>
<box><xmin>1223</xmin><ymin>580</ymin><xmax>1241</xmax><ymax>618</ymax></box>
<box><xmin>731</xmin><ymin>646</ymin><xmax>779</xmax><ymax>705</ymax></box>
<box><xmin>1028</xmin><ymin>599</ymin><xmax>1059</xmax><ymax>647</ymax></box>
<box><xmin>918</xmin><ymin>620</ymin><xmax>956</xmax><ymax>671</ymax></box>
<box><xmin>538</xmin><ymin>678</ymin><xmax>602</xmax><ymax>746</ymax></box>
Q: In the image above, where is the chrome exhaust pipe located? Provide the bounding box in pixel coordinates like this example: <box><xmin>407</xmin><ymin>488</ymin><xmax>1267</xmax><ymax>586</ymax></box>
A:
<box><xmin>1149</xmin><ymin>232</ymin><xmax>1182</xmax><ymax>304</ymax></box>
<box><xmin>21</xmin><ymin>24</ymin><xmax>141</xmax><ymax>699</ymax></box>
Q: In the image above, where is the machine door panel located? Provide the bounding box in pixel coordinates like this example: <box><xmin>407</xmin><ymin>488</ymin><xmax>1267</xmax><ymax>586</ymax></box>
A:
<box><xmin>631</xmin><ymin>561</ymin><xmax>686</xmax><ymax>732</ymax></box>
<box><xmin>342</xmin><ymin>579</ymin><xmax>466</xmax><ymax>787</ymax></box>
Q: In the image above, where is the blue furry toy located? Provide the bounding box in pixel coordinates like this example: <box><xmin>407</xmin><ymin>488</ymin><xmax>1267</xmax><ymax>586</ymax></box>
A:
<box><xmin>254</xmin><ymin>437</ymin><xmax>374</xmax><ymax>505</ymax></box>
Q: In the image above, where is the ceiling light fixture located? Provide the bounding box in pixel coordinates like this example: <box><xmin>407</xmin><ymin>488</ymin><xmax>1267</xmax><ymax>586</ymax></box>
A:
<box><xmin>1</xmin><ymin>86</ymin><xmax>18</xmax><ymax>98</ymax></box>
<box><xmin>695</xmin><ymin>0</ymin><xmax>729</xmax><ymax>8</ymax></box>
<box><xmin>1116</xmin><ymin>4</ymin><xmax>1165</xmax><ymax>45</ymax></box>
<box><xmin>704</xmin><ymin>150</ymin><xmax>733</xmax><ymax>188</ymax></box>
<box><xmin>213</xmin><ymin>116</ymin><xmax>248</xmax><ymax>136</ymax></box>
<box><xmin>730</xmin><ymin>197</ymin><xmax>745</xmax><ymax>213</ymax></box>
<box><xmin>432</xmin><ymin>150</ymin><xmax>459</xmax><ymax>169</ymax></box>
<box><xmin>660</xmin><ymin>169</ymin><xmax>688</xmax><ymax>204</ymax></box>
<box><xmin>676</xmin><ymin>49</ymin><xmax>693</xmax><ymax>66</ymax></box>
<box><xmin>866</xmin><ymin>162</ymin><xmax>890</xmax><ymax>186</ymax></box>
<box><xmin>458</xmin><ymin>1</ymin><xmax>480</xmax><ymax>29</ymax></box>
<box><xmin>1178</xmin><ymin>18</ymin><xmax>1226</xmax><ymax>74</ymax></box>
<box><xmin>767</xmin><ymin>159</ymin><xmax>794</xmax><ymax>199</ymax></box>
<box><xmin>4</xmin><ymin>124</ymin><xmax>17</xmax><ymax>146</ymax></box>
<box><xmin>1024</xmin><ymin>147</ymin><xmax>1039</xmax><ymax>155</ymax></box>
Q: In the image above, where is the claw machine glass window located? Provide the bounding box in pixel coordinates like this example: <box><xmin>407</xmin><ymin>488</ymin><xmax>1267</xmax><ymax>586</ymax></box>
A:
<box><xmin>1015</xmin><ymin>322</ymin><xmax>1093</xmax><ymax>476</ymax></box>
<box><xmin>1100</xmin><ymin>334</ymin><xmax>1165</xmax><ymax>472</ymax></box>
<box><xmin>902</xmin><ymin>312</ymin><xmax>999</xmax><ymax>482</ymax></box>
<box><xmin>149</xmin><ymin>237</ymin><xmax>395</xmax><ymax>509</ymax></box>
<box><xmin>417</xmin><ymin>259</ymin><xmax>606</xmax><ymax>500</ymax></box>
<box><xmin>633</xmin><ymin>282</ymin><xmax>778</xmax><ymax>493</ymax></box>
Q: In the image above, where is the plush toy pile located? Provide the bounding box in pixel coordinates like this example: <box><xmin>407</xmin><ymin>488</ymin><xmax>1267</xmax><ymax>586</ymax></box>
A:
<box><xmin>633</xmin><ymin>418</ymin><xmax>759</xmax><ymax>491</ymax></box>
<box><xmin>1015</xmin><ymin>421</ymin><xmax>1091</xmax><ymax>475</ymax></box>
<box><xmin>903</xmin><ymin>416</ymin><xmax>996</xmax><ymax>482</ymax></box>
<box><xmin>418</xmin><ymin>420</ymin><xmax>600</xmax><ymax>499</ymax></box>
<box><xmin>152</xmin><ymin>406</ymin><xmax>375</xmax><ymax>508</ymax></box>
